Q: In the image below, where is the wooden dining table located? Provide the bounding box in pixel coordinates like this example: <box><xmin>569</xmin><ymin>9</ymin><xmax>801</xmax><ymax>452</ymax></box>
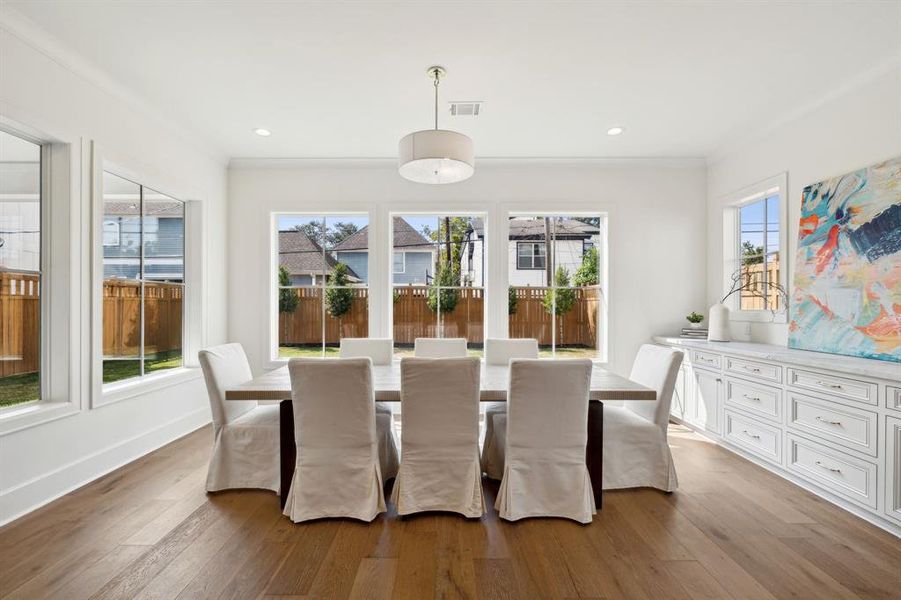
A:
<box><xmin>225</xmin><ymin>362</ymin><xmax>656</xmax><ymax>510</ymax></box>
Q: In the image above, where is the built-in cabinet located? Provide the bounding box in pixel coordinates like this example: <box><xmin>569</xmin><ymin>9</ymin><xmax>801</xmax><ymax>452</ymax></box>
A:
<box><xmin>656</xmin><ymin>338</ymin><xmax>901</xmax><ymax>535</ymax></box>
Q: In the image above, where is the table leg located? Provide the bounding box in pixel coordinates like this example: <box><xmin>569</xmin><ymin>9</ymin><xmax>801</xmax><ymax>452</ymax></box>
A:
<box><xmin>279</xmin><ymin>400</ymin><xmax>295</xmax><ymax>510</ymax></box>
<box><xmin>586</xmin><ymin>401</ymin><xmax>604</xmax><ymax>509</ymax></box>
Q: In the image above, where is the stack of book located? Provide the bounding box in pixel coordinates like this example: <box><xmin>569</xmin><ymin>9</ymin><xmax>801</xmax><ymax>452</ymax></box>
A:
<box><xmin>680</xmin><ymin>327</ymin><xmax>708</xmax><ymax>339</ymax></box>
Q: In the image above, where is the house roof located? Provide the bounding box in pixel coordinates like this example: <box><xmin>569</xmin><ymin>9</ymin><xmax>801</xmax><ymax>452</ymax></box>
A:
<box><xmin>104</xmin><ymin>201</ymin><xmax>183</xmax><ymax>217</ymax></box>
<box><xmin>471</xmin><ymin>217</ymin><xmax>598</xmax><ymax>240</ymax></box>
<box><xmin>333</xmin><ymin>216</ymin><xmax>434</xmax><ymax>252</ymax></box>
<box><xmin>278</xmin><ymin>230</ymin><xmax>361</xmax><ymax>281</ymax></box>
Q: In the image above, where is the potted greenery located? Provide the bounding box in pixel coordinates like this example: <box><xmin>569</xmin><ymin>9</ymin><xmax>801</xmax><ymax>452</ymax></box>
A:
<box><xmin>686</xmin><ymin>311</ymin><xmax>705</xmax><ymax>329</ymax></box>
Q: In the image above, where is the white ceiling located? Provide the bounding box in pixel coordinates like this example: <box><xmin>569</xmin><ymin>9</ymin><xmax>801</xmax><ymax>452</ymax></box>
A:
<box><xmin>6</xmin><ymin>1</ymin><xmax>901</xmax><ymax>160</ymax></box>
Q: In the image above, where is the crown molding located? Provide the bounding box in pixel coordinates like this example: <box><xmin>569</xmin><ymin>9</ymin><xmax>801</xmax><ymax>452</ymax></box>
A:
<box><xmin>707</xmin><ymin>55</ymin><xmax>901</xmax><ymax>166</ymax></box>
<box><xmin>0</xmin><ymin>6</ymin><xmax>229</xmax><ymax>166</ymax></box>
<box><xmin>228</xmin><ymin>156</ymin><xmax>707</xmax><ymax>170</ymax></box>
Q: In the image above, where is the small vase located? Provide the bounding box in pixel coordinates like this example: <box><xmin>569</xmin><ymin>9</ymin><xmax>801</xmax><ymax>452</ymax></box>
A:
<box><xmin>689</xmin><ymin>322</ymin><xmax>702</xmax><ymax>329</ymax></box>
<box><xmin>708</xmin><ymin>303</ymin><xmax>730</xmax><ymax>342</ymax></box>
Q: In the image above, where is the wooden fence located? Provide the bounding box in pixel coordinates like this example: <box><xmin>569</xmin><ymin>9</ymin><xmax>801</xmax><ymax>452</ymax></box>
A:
<box><xmin>279</xmin><ymin>285</ymin><xmax>601</xmax><ymax>347</ymax></box>
<box><xmin>0</xmin><ymin>272</ymin><xmax>183</xmax><ymax>378</ymax></box>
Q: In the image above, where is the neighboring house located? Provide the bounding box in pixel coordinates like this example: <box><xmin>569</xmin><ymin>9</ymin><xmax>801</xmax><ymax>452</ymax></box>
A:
<box><xmin>279</xmin><ymin>230</ymin><xmax>361</xmax><ymax>286</ymax></box>
<box><xmin>102</xmin><ymin>201</ymin><xmax>185</xmax><ymax>282</ymax></box>
<box><xmin>465</xmin><ymin>218</ymin><xmax>599</xmax><ymax>287</ymax></box>
<box><xmin>333</xmin><ymin>216</ymin><xmax>435</xmax><ymax>285</ymax></box>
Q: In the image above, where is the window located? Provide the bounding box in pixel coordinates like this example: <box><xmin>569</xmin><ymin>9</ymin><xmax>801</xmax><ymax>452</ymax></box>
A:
<box><xmin>508</xmin><ymin>215</ymin><xmax>603</xmax><ymax>358</ymax></box>
<box><xmin>102</xmin><ymin>172</ymin><xmax>185</xmax><ymax>384</ymax></box>
<box><xmin>738</xmin><ymin>195</ymin><xmax>781</xmax><ymax>310</ymax></box>
<box><xmin>392</xmin><ymin>251</ymin><xmax>405</xmax><ymax>274</ymax></box>
<box><xmin>392</xmin><ymin>214</ymin><xmax>484</xmax><ymax>356</ymax></box>
<box><xmin>0</xmin><ymin>130</ymin><xmax>42</xmax><ymax>408</ymax></box>
<box><xmin>276</xmin><ymin>215</ymin><xmax>368</xmax><ymax>358</ymax></box>
<box><xmin>516</xmin><ymin>241</ymin><xmax>546</xmax><ymax>270</ymax></box>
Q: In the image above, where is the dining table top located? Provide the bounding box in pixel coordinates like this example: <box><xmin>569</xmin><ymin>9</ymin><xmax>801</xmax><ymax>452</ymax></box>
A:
<box><xmin>225</xmin><ymin>361</ymin><xmax>656</xmax><ymax>402</ymax></box>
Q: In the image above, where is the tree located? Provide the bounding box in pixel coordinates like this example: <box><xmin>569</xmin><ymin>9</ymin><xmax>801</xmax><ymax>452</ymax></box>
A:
<box><xmin>325</xmin><ymin>263</ymin><xmax>354</xmax><ymax>318</ymax></box>
<box><xmin>573</xmin><ymin>246</ymin><xmax>599</xmax><ymax>286</ymax></box>
<box><xmin>278</xmin><ymin>266</ymin><xmax>299</xmax><ymax>314</ymax></box>
<box><xmin>292</xmin><ymin>221</ymin><xmax>359</xmax><ymax>247</ymax></box>
<box><xmin>543</xmin><ymin>267</ymin><xmax>577</xmax><ymax>316</ymax></box>
<box><xmin>508</xmin><ymin>286</ymin><xmax>518</xmax><ymax>315</ymax></box>
<box><xmin>741</xmin><ymin>240</ymin><xmax>764</xmax><ymax>266</ymax></box>
<box><xmin>427</xmin><ymin>262</ymin><xmax>460</xmax><ymax>314</ymax></box>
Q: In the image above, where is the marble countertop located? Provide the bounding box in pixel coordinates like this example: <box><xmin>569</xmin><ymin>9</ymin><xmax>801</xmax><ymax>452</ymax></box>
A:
<box><xmin>653</xmin><ymin>336</ymin><xmax>901</xmax><ymax>382</ymax></box>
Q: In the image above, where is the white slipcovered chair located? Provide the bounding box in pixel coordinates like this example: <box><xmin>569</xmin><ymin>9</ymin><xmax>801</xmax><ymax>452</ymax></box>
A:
<box><xmin>283</xmin><ymin>358</ymin><xmax>398</xmax><ymax>522</ymax></box>
<box><xmin>198</xmin><ymin>343</ymin><xmax>279</xmax><ymax>493</ymax></box>
<box><xmin>391</xmin><ymin>357</ymin><xmax>485</xmax><ymax>517</ymax></box>
<box><xmin>413</xmin><ymin>337</ymin><xmax>468</xmax><ymax>358</ymax></box>
<box><xmin>480</xmin><ymin>338</ymin><xmax>539</xmax><ymax>479</ymax></box>
<box><xmin>603</xmin><ymin>344</ymin><xmax>683</xmax><ymax>492</ymax></box>
<box><xmin>494</xmin><ymin>359</ymin><xmax>596</xmax><ymax>523</ymax></box>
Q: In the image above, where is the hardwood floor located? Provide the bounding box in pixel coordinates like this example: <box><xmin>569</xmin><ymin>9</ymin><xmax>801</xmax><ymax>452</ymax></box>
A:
<box><xmin>1</xmin><ymin>424</ymin><xmax>899</xmax><ymax>600</ymax></box>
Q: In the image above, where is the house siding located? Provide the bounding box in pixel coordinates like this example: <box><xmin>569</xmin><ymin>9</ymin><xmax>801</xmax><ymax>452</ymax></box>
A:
<box><xmin>393</xmin><ymin>251</ymin><xmax>433</xmax><ymax>285</ymax></box>
<box><xmin>336</xmin><ymin>251</ymin><xmax>369</xmax><ymax>282</ymax></box>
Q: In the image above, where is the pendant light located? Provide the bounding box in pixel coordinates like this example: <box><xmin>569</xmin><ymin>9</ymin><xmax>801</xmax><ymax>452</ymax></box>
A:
<box><xmin>398</xmin><ymin>66</ymin><xmax>474</xmax><ymax>184</ymax></box>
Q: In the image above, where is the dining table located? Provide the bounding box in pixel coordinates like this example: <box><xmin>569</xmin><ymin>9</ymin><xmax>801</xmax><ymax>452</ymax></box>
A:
<box><xmin>225</xmin><ymin>362</ymin><xmax>656</xmax><ymax>510</ymax></box>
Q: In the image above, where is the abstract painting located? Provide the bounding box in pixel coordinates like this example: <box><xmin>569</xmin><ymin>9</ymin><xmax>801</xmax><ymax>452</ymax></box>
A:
<box><xmin>789</xmin><ymin>156</ymin><xmax>901</xmax><ymax>362</ymax></box>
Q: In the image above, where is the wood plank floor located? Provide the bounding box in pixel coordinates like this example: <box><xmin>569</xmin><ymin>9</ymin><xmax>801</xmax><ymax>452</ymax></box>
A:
<box><xmin>1</xmin><ymin>424</ymin><xmax>899</xmax><ymax>600</ymax></box>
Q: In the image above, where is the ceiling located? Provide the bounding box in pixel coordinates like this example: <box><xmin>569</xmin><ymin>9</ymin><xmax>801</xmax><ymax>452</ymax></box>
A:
<box><xmin>5</xmin><ymin>1</ymin><xmax>900</xmax><ymax>160</ymax></box>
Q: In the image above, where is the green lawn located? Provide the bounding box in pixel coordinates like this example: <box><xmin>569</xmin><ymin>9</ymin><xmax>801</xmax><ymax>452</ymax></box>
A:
<box><xmin>104</xmin><ymin>351</ymin><xmax>184</xmax><ymax>384</ymax></box>
<box><xmin>0</xmin><ymin>372</ymin><xmax>40</xmax><ymax>408</ymax></box>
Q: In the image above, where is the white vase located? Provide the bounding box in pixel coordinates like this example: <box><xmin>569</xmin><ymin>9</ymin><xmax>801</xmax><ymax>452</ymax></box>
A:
<box><xmin>708</xmin><ymin>303</ymin><xmax>730</xmax><ymax>342</ymax></box>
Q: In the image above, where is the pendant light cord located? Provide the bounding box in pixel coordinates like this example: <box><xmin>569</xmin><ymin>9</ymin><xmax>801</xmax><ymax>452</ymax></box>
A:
<box><xmin>433</xmin><ymin>70</ymin><xmax>440</xmax><ymax>130</ymax></box>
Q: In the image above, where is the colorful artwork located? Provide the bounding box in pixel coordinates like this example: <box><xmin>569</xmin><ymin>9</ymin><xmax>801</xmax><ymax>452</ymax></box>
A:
<box><xmin>789</xmin><ymin>157</ymin><xmax>901</xmax><ymax>362</ymax></box>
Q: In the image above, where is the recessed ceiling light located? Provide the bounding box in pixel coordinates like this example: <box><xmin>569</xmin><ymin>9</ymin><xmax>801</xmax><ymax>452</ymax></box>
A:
<box><xmin>253</xmin><ymin>128</ymin><xmax>272</xmax><ymax>137</ymax></box>
<box><xmin>607</xmin><ymin>126</ymin><xmax>624</xmax><ymax>136</ymax></box>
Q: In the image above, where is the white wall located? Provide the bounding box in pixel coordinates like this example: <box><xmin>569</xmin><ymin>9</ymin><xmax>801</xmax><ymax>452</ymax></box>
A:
<box><xmin>0</xmin><ymin>21</ymin><xmax>227</xmax><ymax>523</ymax></box>
<box><xmin>706</xmin><ymin>66</ymin><xmax>901</xmax><ymax>345</ymax></box>
<box><xmin>228</xmin><ymin>159</ymin><xmax>707</xmax><ymax>377</ymax></box>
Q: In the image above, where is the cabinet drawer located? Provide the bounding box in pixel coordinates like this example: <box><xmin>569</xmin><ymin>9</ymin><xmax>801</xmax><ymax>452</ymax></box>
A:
<box><xmin>787</xmin><ymin>393</ymin><xmax>878</xmax><ymax>456</ymax></box>
<box><xmin>724</xmin><ymin>410</ymin><xmax>781</xmax><ymax>464</ymax></box>
<box><xmin>786</xmin><ymin>434</ymin><xmax>877</xmax><ymax>509</ymax></box>
<box><xmin>787</xmin><ymin>368</ymin><xmax>877</xmax><ymax>406</ymax></box>
<box><xmin>887</xmin><ymin>386</ymin><xmax>901</xmax><ymax>413</ymax></box>
<box><xmin>725</xmin><ymin>378</ymin><xmax>781</xmax><ymax>422</ymax></box>
<box><xmin>725</xmin><ymin>356</ymin><xmax>782</xmax><ymax>383</ymax></box>
<box><xmin>691</xmin><ymin>350</ymin><xmax>721</xmax><ymax>370</ymax></box>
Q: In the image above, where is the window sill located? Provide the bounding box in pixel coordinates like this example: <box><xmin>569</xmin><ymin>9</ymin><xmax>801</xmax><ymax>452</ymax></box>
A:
<box><xmin>97</xmin><ymin>366</ymin><xmax>203</xmax><ymax>407</ymax></box>
<box><xmin>0</xmin><ymin>401</ymin><xmax>80</xmax><ymax>436</ymax></box>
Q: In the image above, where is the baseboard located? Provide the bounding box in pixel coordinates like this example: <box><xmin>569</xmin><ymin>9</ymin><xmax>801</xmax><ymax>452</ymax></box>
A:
<box><xmin>0</xmin><ymin>407</ymin><xmax>210</xmax><ymax>526</ymax></box>
<box><xmin>670</xmin><ymin>417</ymin><xmax>901</xmax><ymax>537</ymax></box>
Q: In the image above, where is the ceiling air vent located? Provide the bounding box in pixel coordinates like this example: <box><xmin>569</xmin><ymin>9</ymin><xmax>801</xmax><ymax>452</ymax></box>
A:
<box><xmin>449</xmin><ymin>101</ymin><xmax>482</xmax><ymax>117</ymax></box>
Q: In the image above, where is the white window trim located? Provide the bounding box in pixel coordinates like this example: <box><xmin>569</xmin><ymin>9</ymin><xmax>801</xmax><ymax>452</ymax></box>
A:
<box><xmin>265</xmin><ymin>201</ymin><xmax>612</xmax><ymax>368</ymax></box>
<box><xmin>90</xmin><ymin>144</ymin><xmax>203</xmax><ymax>408</ymax></box>
<box><xmin>721</xmin><ymin>172</ymin><xmax>789</xmax><ymax>323</ymax></box>
<box><xmin>392</xmin><ymin>251</ymin><xmax>405</xmax><ymax>274</ymax></box>
<box><xmin>0</xmin><ymin>115</ymin><xmax>83</xmax><ymax>435</ymax></box>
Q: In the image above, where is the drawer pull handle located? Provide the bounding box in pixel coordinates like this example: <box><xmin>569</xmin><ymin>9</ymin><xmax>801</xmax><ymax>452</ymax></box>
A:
<box><xmin>741</xmin><ymin>430</ymin><xmax>761</xmax><ymax>440</ymax></box>
<box><xmin>743</xmin><ymin>366</ymin><xmax>761</xmax><ymax>373</ymax></box>
<box><xmin>816</xmin><ymin>380</ymin><xmax>843</xmax><ymax>390</ymax></box>
<box><xmin>815</xmin><ymin>416</ymin><xmax>842</xmax><ymax>426</ymax></box>
<box><xmin>815</xmin><ymin>460</ymin><xmax>841</xmax><ymax>474</ymax></box>
<box><xmin>742</xmin><ymin>394</ymin><xmax>761</xmax><ymax>402</ymax></box>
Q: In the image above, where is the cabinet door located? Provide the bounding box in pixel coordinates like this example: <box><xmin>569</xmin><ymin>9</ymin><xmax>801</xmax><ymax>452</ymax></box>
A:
<box><xmin>692</xmin><ymin>368</ymin><xmax>722</xmax><ymax>434</ymax></box>
<box><xmin>886</xmin><ymin>416</ymin><xmax>901</xmax><ymax>526</ymax></box>
<box><xmin>671</xmin><ymin>365</ymin><xmax>688</xmax><ymax>421</ymax></box>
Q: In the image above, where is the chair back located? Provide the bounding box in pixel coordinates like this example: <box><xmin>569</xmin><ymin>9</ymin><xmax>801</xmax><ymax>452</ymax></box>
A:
<box><xmin>507</xmin><ymin>359</ymin><xmax>592</xmax><ymax>453</ymax></box>
<box><xmin>198</xmin><ymin>343</ymin><xmax>257</xmax><ymax>432</ymax></box>
<box><xmin>484</xmin><ymin>338</ymin><xmax>539</xmax><ymax>365</ymax></box>
<box><xmin>400</xmin><ymin>357</ymin><xmax>480</xmax><ymax>449</ymax></box>
<box><xmin>339</xmin><ymin>338</ymin><xmax>393</xmax><ymax>365</ymax></box>
<box><xmin>288</xmin><ymin>358</ymin><xmax>377</xmax><ymax>455</ymax></box>
<box><xmin>413</xmin><ymin>337</ymin><xmax>468</xmax><ymax>358</ymax></box>
<box><xmin>626</xmin><ymin>344</ymin><xmax>683</xmax><ymax>429</ymax></box>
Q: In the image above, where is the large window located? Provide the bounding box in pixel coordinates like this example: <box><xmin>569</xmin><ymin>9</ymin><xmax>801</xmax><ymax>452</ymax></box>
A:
<box><xmin>0</xmin><ymin>130</ymin><xmax>42</xmax><ymax>408</ymax></box>
<box><xmin>738</xmin><ymin>194</ymin><xmax>781</xmax><ymax>310</ymax></box>
<box><xmin>276</xmin><ymin>215</ymin><xmax>369</xmax><ymax>358</ymax></box>
<box><xmin>102</xmin><ymin>172</ymin><xmax>185</xmax><ymax>383</ymax></box>
<box><xmin>508</xmin><ymin>215</ymin><xmax>603</xmax><ymax>358</ymax></box>
<box><xmin>392</xmin><ymin>214</ymin><xmax>484</xmax><ymax>356</ymax></box>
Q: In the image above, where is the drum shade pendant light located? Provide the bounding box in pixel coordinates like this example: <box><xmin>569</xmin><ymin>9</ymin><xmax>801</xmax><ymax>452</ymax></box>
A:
<box><xmin>399</xmin><ymin>66</ymin><xmax>474</xmax><ymax>184</ymax></box>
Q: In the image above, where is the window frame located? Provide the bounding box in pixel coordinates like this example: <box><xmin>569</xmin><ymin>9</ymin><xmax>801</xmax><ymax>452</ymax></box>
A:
<box><xmin>91</xmin><ymin>149</ymin><xmax>201</xmax><ymax>408</ymax></box>
<box><xmin>516</xmin><ymin>241</ymin><xmax>547</xmax><ymax>270</ymax></box>
<box><xmin>721</xmin><ymin>172</ymin><xmax>788</xmax><ymax>323</ymax></box>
